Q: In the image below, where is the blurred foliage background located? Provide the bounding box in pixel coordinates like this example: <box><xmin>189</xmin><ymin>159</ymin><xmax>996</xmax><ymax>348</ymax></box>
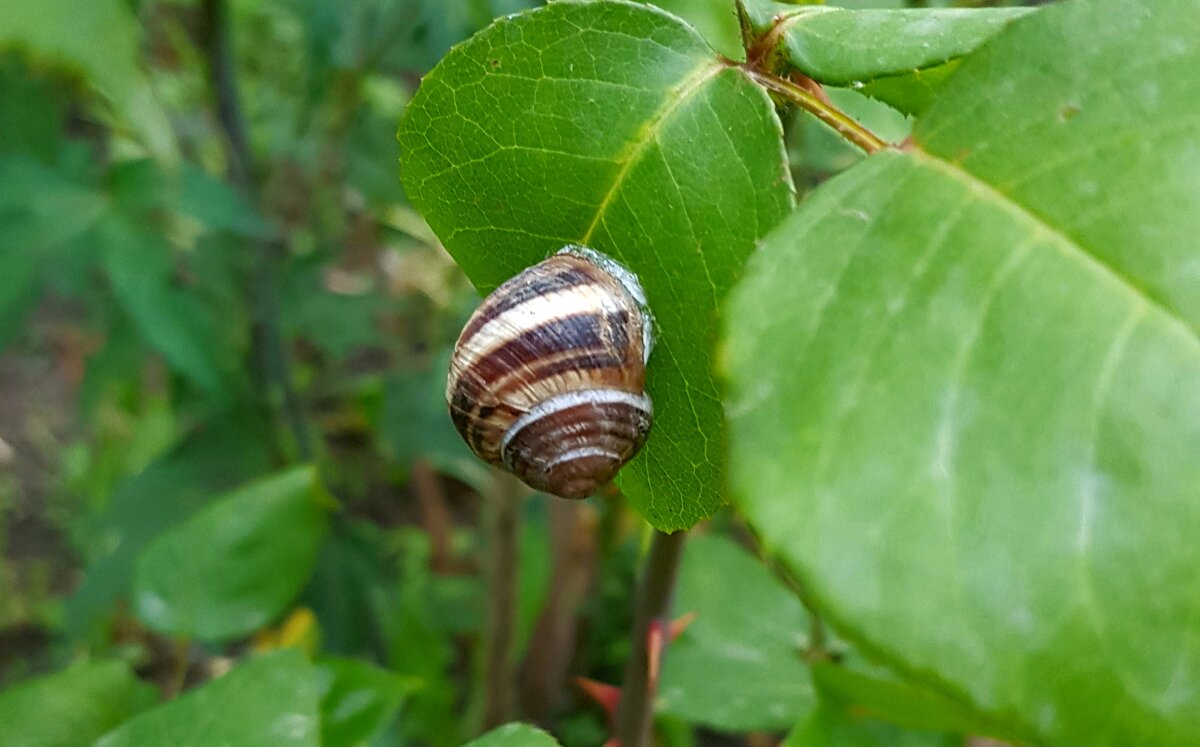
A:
<box><xmin>0</xmin><ymin>0</ymin><xmax>1041</xmax><ymax>745</ymax></box>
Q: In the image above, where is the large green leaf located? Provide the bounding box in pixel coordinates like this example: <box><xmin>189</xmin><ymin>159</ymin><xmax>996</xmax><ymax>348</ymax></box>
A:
<box><xmin>0</xmin><ymin>661</ymin><xmax>157</xmax><ymax>747</ymax></box>
<box><xmin>399</xmin><ymin>0</ymin><xmax>793</xmax><ymax>530</ymax></box>
<box><xmin>96</xmin><ymin>651</ymin><xmax>319</xmax><ymax>747</ymax></box>
<box><xmin>464</xmin><ymin>723</ymin><xmax>561</xmax><ymax>747</ymax></box>
<box><xmin>724</xmin><ymin>0</ymin><xmax>1200</xmax><ymax>744</ymax></box>
<box><xmin>132</xmin><ymin>467</ymin><xmax>331</xmax><ymax>641</ymax></box>
<box><xmin>737</xmin><ymin>1</ymin><xmax>1034</xmax><ymax>115</ymax></box>
<box><xmin>658</xmin><ymin>534</ymin><xmax>814</xmax><ymax>731</ymax></box>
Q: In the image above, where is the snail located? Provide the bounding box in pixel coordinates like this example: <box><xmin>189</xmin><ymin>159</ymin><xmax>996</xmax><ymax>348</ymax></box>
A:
<box><xmin>446</xmin><ymin>246</ymin><xmax>654</xmax><ymax>499</ymax></box>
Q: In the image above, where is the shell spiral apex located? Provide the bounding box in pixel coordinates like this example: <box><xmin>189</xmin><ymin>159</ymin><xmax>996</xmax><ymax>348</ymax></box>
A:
<box><xmin>446</xmin><ymin>246</ymin><xmax>654</xmax><ymax>499</ymax></box>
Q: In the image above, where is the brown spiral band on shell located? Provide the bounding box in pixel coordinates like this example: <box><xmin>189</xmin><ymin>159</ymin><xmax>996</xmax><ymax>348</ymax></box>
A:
<box><xmin>446</xmin><ymin>247</ymin><xmax>653</xmax><ymax>499</ymax></box>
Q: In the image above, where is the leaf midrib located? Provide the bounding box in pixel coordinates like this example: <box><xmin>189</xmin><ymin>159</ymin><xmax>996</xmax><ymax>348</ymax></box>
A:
<box><xmin>579</xmin><ymin>61</ymin><xmax>725</xmax><ymax>246</ymax></box>
<box><xmin>912</xmin><ymin>147</ymin><xmax>1200</xmax><ymax>350</ymax></box>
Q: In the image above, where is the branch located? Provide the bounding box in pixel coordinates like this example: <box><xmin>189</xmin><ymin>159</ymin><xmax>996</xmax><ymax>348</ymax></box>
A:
<box><xmin>199</xmin><ymin>0</ymin><xmax>314</xmax><ymax>461</ymax></box>
<box><xmin>614</xmin><ymin>529</ymin><xmax>688</xmax><ymax>746</ymax></box>
<box><xmin>519</xmin><ymin>500</ymin><xmax>598</xmax><ymax>721</ymax></box>
<box><xmin>478</xmin><ymin>473</ymin><xmax>527</xmax><ymax>730</ymax></box>
<box><xmin>746</xmin><ymin>68</ymin><xmax>889</xmax><ymax>155</ymax></box>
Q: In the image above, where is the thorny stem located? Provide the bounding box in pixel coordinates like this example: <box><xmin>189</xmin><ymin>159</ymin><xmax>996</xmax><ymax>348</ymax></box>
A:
<box><xmin>614</xmin><ymin>529</ymin><xmax>688</xmax><ymax>747</ymax></box>
<box><xmin>746</xmin><ymin>68</ymin><xmax>889</xmax><ymax>155</ymax></box>
<box><xmin>199</xmin><ymin>0</ymin><xmax>314</xmax><ymax>460</ymax></box>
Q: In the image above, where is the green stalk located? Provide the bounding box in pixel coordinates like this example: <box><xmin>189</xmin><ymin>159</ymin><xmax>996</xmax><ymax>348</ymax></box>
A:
<box><xmin>614</xmin><ymin>529</ymin><xmax>688</xmax><ymax>746</ymax></box>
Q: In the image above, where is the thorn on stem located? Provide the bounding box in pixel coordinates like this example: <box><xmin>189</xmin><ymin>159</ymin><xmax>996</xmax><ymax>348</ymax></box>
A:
<box><xmin>575</xmin><ymin>677</ymin><xmax>622</xmax><ymax>722</ymax></box>
<box><xmin>668</xmin><ymin>611</ymin><xmax>697</xmax><ymax>642</ymax></box>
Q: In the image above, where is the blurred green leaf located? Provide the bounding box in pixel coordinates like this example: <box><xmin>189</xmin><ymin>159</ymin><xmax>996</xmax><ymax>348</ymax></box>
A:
<box><xmin>0</xmin><ymin>156</ymin><xmax>107</xmax><ymax>249</ymax></box>
<box><xmin>97</xmin><ymin>214</ymin><xmax>234</xmax><ymax>394</ymax></box>
<box><xmin>0</xmin><ymin>0</ymin><xmax>139</xmax><ymax>100</ymax></box>
<box><xmin>783</xmin><ymin>700</ymin><xmax>963</xmax><ymax>747</ymax></box>
<box><xmin>515</xmin><ymin>504</ymin><xmax>551</xmax><ymax>658</ymax></box>
<box><xmin>96</xmin><ymin>651</ymin><xmax>319</xmax><ymax>747</ymax></box>
<box><xmin>316</xmin><ymin>656</ymin><xmax>415</xmax><ymax>747</ymax></box>
<box><xmin>645</xmin><ymin>0</ymin><xmax>743</xmax><ymax>59</ymax></box>
<box><xmin>464</xmin><ymin>723</ymin><xmax>561</xmax><ymax>747</ymax></box>
<box><xmin>384</xmin><ymin>528</ymin><xmax>462</xmax><ymax>747</ymax></box>
<box><xmin>399</xmin><ymin>0</ymin><xmax>794</xmax><ymax>530</ymax></box>
<box><xmin>279</xmin><ymin>256</ymin><xmax>383</xmax><ymax>361</ymax></box>
<box><xmin>659</xmin><ymin>534</ymin><xmax>814</xmax><ymax>731</ymax></box>
<box><xmin>132</xmin><ymin>466</ymin><xmax>331</xmax><ymax>642</ymax></box>
<box><xmin>0</xmin><ymin>237</ymin><xmax>40</xmax><ymax>350</ymax></box>
<box><xmin>0</xmin><ymin>0</ymin><xmax>177</xmax><ymax>161</ymax></box>
<box><xmin>725</xmin><ymin>0</ymin><xmax>1200</xmax><ymax>744</ymax></box>
<box><xmin>381</xmin><ymin>349</ymin><xmax>492</xmax><ymax>494</ymax></box>
<box><xmin>178</xmin><ymin>163</ymin><xmax>271</xmax><ymax>237</ymax></box>
<box><xmin>0</xmin><ymin>58</ymin><xmax>66</xmax><ymax>160</ymax></box>
<box><xmin>808</xmin><ymin>660</ymin><xmax>1006</xmax><ymax>739</ymax></box>
<box><xmin>64</xmin><ymin>414</ymin><xmax>275</xmax><ymax>638</ymax></box>
<box><xmin>0</xmin><ymin>152</ymin><xmax>105</xmax><ymax>347</ymax></box>
<box><xmin>0</xmin><ymin>660</ymin><xmax>157</xmax><ymax>747</ymax></box>
<box><xmin>303</xmin><ymin>521</ymin><xmax>392</xmax><ymax>659</ymax></box>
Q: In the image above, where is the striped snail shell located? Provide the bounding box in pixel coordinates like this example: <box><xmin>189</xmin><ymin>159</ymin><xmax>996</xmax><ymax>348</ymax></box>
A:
<box><xmin>446</xmin><ymin>246</ymin><xmax>654</xmax><ymax>499</ymax></box>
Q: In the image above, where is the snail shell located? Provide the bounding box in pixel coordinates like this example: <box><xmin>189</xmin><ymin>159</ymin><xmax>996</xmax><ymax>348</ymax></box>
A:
<box><xmin>446</xmin><ymin>246</ymin><xmax>654</xmax><ymax>499</ymax></box>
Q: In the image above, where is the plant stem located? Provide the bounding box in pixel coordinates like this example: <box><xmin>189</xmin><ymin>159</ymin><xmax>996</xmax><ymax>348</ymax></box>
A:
<box><xmin>413</xmin><ymin>457</ymin><xmax>455</xmax><ymax>573</ymax></box>
<box><xmin>519</xmin><ymin>500</ymin><xmax>598</xmax><ymax>721</ymax></box>
<box><xmin>199</xmin><ymin>0</ymin><xmax>251</xmax><ymax>188</ymax></box>
<box><xmin>199</xmin><ymin>0</ymin><xmax>314</xmax><ymax>460</ymax></box>
<box><xmin>479</xmin><ymin>473</ymin><xmax>526</xmax><ymax>730</ymax></box>
<box><xmin>614</xmin><ymin>529</ymin><xmax>688</xmax><ymax>747</ymax></box>
<box><xmin>746</xmin><ymin>68</ymin><xmax>889</xmax><ymax>155</ymax></box>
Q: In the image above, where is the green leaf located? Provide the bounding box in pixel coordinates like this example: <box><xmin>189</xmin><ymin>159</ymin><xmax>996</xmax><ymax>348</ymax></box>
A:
<box><xmin>784</xmin><ymin>700</ymin><xmax>962</xmax><ymax>747</ymax></box>
<box><xmin>96</xmin><ymin>651</ymin><xmax>319</xmax><ymax>747</ymax></box>
<box><xmin>644</xmin><ymin>0</ymin><xmax>744</xmax><ymax>60</ymax></box>
<box><xmin>0</xmin><ymin>156</ymin><xmax>108</xmax><ymax>250</ymax></box>
<box><xmin>0</xmin><ymin>154</ymin><xmax>106</xmax><ymax>348</ymax></box>
<box><xmin>0</xmin><ymin>660</ymin><xmax>157</xmax><ymax>747</ymax></box>
<box><xmin>178</xmin><ymin>163</ymin><xmax>271</xmax><ymax>237</ymax></box>
<box><xmin>738</xmin><ymin>1</ymin><xmax>1034</xmax><ymax>86</ymax></box>
<box><xmin>0</xmin><ymin>0</ymin><xmax>138</xmax><ymax>101</ymax></box>
<box><xmin>132</xmin><ymin>467</ymin><xmax>331</xmax><ymax>641</ymax></box>
<box><xmin>463</xmin><ymin>723</ymin><xmax>561</xmax><ymax>747</ymax></box>
<box><xmin>858</xmin><ymin>62</ymin><xmax>961</xmax><ymax>118</ymax></box>
<box><xmin>808</xmin><ymin>660</ymin><xmax>1003</xmax><ymax>738</ymax></box>
<box><xmin>316</xmin><ymin>657</ymin><xmax>415</xmax><ymax>747</ymax></box>
<box><xmin>382</xmin><ymin>349</ymin><xmax>493</xmax><ymax>494</ymax></box>
<box><xmin>64</xmin><ymin>415</ymin><xmax>275</xmax><ymax>638</ymax></box>
<box><xmin>97</xmin><ymin>214</ymin><xmax>233</xmax><ymax>393</ymax></box>
<box><xmin>737</xmin><ymin>1</ymin><xmax>1032</xmax><ymax>115</ymax></box>
<box><xmin>724</xmin><ymin>0</ymin><xmax>1200</xmax><ymax>744</ymax></box>
<box><xmin>0</xmin><ymin>58</ymin><xmax>67</xmax><ymax>160</ymax></box>
<box><xmin>0</xmin><ymin>0</ymin><xmax>177</xmax><ymax>161</ymax></box>
<box><xmin>399</xmin><ymin>0</ymin><xmax>794</xmax><ymax>530</ymax></box>
<box><xmin>659</xmin><ymin>534</ymin><xmax>814</xmax><ymax>731</ymax></box>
